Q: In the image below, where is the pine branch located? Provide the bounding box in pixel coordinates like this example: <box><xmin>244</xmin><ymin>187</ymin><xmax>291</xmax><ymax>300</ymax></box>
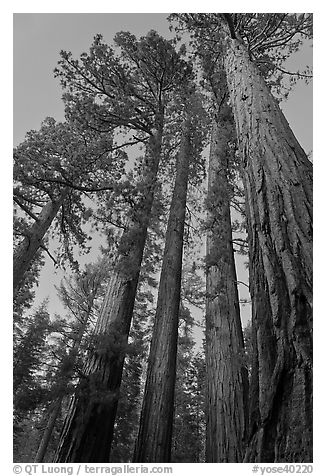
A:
<box><xmin>13</xmin><ymin>196</ymin><xmax>39</xmax><ymax>222</ymax></box>
<box><xmin>39</xmin><ymin>244</ymin><xmax>58</xmax><ymax>266</ymax></box>
<box><xmin>236</xmin><ymin>280</ymin><xmax>249</xmax><ymax>289</ymax></box>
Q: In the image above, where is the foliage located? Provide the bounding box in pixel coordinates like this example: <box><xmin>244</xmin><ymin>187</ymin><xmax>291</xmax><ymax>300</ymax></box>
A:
<box><xmin>13</xmin><ymin>257</ymin><xmax>112</xmax><ymax>462</ymax></box>
<box><xmin>13</xmin><ymin>247</ymin><xmax>44</xmax><ymax>328</ymax></box>
<box><xmin>169</xmin><ymin>13</ymin><xmax>312</xmax><ymax>96</ymax></box>
<box><xmin>13</xmin><ymin>303</ymin><xmax>53</xmax><ymax>439</ymax></box>
<box><xmin>13</xmin><ymin>117</ymin><xmax>127</xmax><ymax>273</ymax></box>
<box><xmin>55</xmin><ymin>30</ymin><xmax>191</xmax><ymax>136</ymax></box>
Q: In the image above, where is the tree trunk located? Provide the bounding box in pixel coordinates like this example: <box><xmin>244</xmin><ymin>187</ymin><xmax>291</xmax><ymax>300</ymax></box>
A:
<box><xmin>13</xmin><ymin>190</ymin><xmax>68</xmax><ymax>292</ymax></box>
<box><xmin>55</xmin><ymin>125</ymin><xmax>163</xmax><ymax>463</ymax></box>
<box><xmin>34</xmin><ymin>398</ymin><xmax>62</xmax><ymax>463</ymax></box>
<box><xmin>224</xmin><ymin>37</ymin><xmax>313</xmax><ymax>462</ymax></box>
<box><xmin>133</xmin><ymin>120</ymin><xmax>191</xmax><ymax>463</ymax></box>
<box><xmin>205</xmin><ymin>115</ymin><xmax>249</xmax><ymax>462</ymax></box>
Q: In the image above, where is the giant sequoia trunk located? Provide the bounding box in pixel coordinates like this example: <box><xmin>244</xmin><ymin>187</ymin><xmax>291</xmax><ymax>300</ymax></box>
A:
<box><xmin>205</xmin><ymin>116</ymin><xmax>249</xmax><ymax>462</ymax></box>
<box><xmin>13</xmin><ymin>190</ymin><xmax>68</xmax><ymax>292</ymax></box>
<box><xmin>133</xmin><ymin>120</ymin><xmax>191</xmax><ymax>463</ymax></box>
<box><xmin>55</xmin><ymin>126</ymin><xmax>163</xmax><ymax>463</ymax></box>
<box><xmin>223</xmin><ymin>37</ymin><xmax>313</xmax><ymax>462</ymax></box>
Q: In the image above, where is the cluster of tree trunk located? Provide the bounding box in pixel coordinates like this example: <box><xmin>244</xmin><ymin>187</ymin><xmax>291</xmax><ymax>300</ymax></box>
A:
<box><xmin>133</xmin><ymin>118</ymin><xmax>191</xmax><ymax>462</ymax></box>
<box><xmin>55</xmin><ymin>126</ymin><xmax>164</xmax><ymax>463</ymax></box>
<box><xmin>13</xmin><ymin>14</ymin><xmax>312</xmax><ymax>464</ymax></box>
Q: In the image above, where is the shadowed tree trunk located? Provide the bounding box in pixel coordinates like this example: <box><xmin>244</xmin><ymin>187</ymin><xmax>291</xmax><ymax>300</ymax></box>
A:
<box><xmin>13</xmin><ymin>190</ymin><xmax>68</xmax><ymax>292</ymax></box>
<box><xmin>55</xmin><ymin>124</ymin><xmax>163</xmax><ymax>463</ymax></box>
<box><xmin>223</xmin><ymin>36</ymin><xmax>312</xmax><ymax>462</ymax></box>
<box><xmin>34</xmin><ymin>399</ymin><xmax>62</xmax><ymax>463</ymax></box>
<box><xmin>133</xmin><ymin>119</ymin><xmax>191</xmax><ymax>463</ymax></box>
<box><xmin>205</xmin><ymin>114</ymin><xmax>249</xmax><ymax>462</ymax></box>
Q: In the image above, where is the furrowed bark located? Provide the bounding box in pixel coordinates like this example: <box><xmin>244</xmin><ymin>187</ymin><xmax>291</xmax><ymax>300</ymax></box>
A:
<box><xmin>224</xmin><ymin>37</ymin><xmax>312</xmax><ymax>462</ymax></box>
<box><xmin>205</xmin><ymin>116</ymin><xmax>249</xmax><ymax>462</ymax></box>
<box><xmin>133</xmin><ymin>120</ymin><xmax>191</xmax><ymax>463</ymax></box>
<box><xmin>13</xmin><ymin>190</ymin><xmax>68</xmax><ymax>292</ymax></box>
<box><xmin>55</xmin><ymin>124</ymin><xmax>163</xmax><ymax>463</ymax></box>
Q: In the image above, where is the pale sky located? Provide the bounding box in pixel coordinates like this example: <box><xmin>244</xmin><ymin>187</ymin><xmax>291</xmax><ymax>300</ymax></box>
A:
<box><xmin>13</xmin><ymin>13</ymin><xmax>312</xmax><ymax>330</ymax></box>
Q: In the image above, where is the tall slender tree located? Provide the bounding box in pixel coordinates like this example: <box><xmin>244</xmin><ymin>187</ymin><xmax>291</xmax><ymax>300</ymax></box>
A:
<box><xmin>133</xmin><ymin>90</ymin><xmax>207</xmax><ymax>463</ymax></box>
<box><xmin>205</xmin><ymin>104</ymin><xmax>249</xmax><ymax>462</ymax></box>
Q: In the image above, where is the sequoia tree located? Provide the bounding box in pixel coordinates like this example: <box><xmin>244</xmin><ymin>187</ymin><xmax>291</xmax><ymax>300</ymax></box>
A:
<box><xmin>222</xmin><ymin>15</ymin><xmax>313</xmax><ymax>463</ymax></box>
<box><xmin>133</xmin><ymin>90</ymin><xmax>207</xmax><ymax>463</ymax></box>
<box><xmin>54</xmin><ymin>30</ymin><xmax>191</xmax><ymax>463</ymax></box>
<box><xmin>205</xmin><ymin>107</ymin><xmax>249</xmax><ymax>462</ymax></box>
<box><xmin>172</xmin><ymin>12</ymin><xmax>313</xmax><ymax>462</ymax></box>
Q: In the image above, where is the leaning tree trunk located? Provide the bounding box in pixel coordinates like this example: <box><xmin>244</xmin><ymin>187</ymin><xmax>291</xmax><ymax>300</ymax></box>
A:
<box><xmin>34</xmin><ymin>398</ymin><xmax>62</xmax><ymax>463</ymax></box>
<box><xmin>55</xmin><ymin>124</ymin><xmax>163</xmax><ymax>463</ymax></box>
<box><xmin>13</xmin><ymin>190</ymin><xmax>68</xmax><ymax>292</ymax></box>
<box><xmin>133</xmin><ymin>119</ymin><xmax>191</xmax><ymax>463</ymax></box>
<box><xmin>205</xmin><ymin>115</ymin><xmax>249</xmax><ymax>463</ymax></box>
<box><xmin>223</xmin><ymin>37</ymin><xmax>313</xmax><ymax>462</ymax></box>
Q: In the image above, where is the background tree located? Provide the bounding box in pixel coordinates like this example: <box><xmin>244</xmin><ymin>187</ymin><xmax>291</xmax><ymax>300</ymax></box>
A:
<box><xmin>172</xmin><ymin>305</ymin><xmax>205</xmax><ymax>463</ymax></box>
<box><xmin>34</xmin><ymin>256</ymin><xmax>110</xmax><ymax>462</ymax></box>
<box><xmin>110</xmin><ymin>285</ymin><xmax>154</xmax><ymax>462</ymax></box>
<box><xmin>13</xmin><ymin>302</ymin><xmax>52</xmax><ymax>458</ymax></box>
<box><xmin>13</xmin><ymin>117</ymin><xmax>125</xmax><ymax>292</ymax></box>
